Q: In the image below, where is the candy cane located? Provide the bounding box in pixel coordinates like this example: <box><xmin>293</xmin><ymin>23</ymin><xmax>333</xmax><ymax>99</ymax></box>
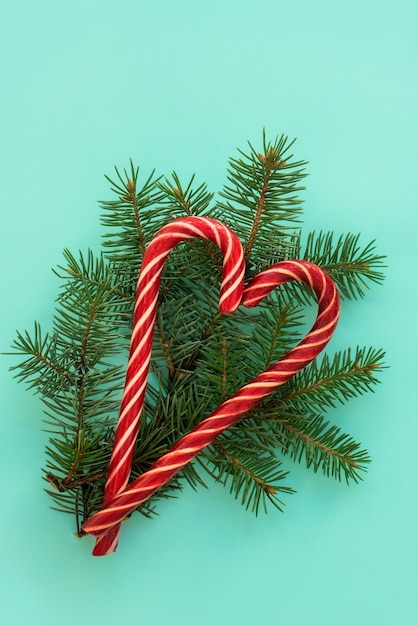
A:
<box><xmin>88</xmin><ymin>216</ymin><xmax>246</xmax><ymax>555</ymax></box>
<box><xmin>83</xmin><ymin>260</ymin><xmax>340</xmax><ymax>554</ymax></box>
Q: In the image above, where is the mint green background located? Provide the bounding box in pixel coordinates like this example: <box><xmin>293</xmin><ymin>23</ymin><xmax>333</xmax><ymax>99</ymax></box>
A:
<box><xmin>1</xmin><ymin>1</ymin><xmax>417</xmax><ymax>624</ymax></box>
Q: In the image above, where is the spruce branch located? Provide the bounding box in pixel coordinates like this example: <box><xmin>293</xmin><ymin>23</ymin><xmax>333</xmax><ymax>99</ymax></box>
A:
<box><xmin>9</xmin><ymin>249</ymin><xmax>132</xmax><ymax>523</ymax></box>
<box><xmin>9</xmin><ymin>323</ymin><xmax>73</xmax><ymax>395</ymax></box>
<box><xmin>158</xmin><ymin>172</ymin><xmax>214</xmax><ymax>217</ymax></box>
<box><xmin>303</xmin><ymin>231</ymin><xmax>386</xmax><ymax>299</ymax></box>
<box><xmin>216</xmin><ymin>130</ymin><xmax>306</xmax><ymax>268</ymax></box>
<box><xmin>245</xmin><ymin>294</ymin><xmax>305</xmax><ymax>376</ymax></box>
<box><xmin>100</xmin><ymin>161</ymin><xmax>164</xmax><ymax>263</ymax></box>
<box><xmin>244</xmin><ymin>144</ymin><xmax>289</xmax><ymax>257</ymax></box>
<box><xmin>157</xmin><ymin>173</ymin><xmax>224</xmax><ymax>278</ymax></box>
<box><xmin>280</xmin><ymin>346</ymin><xmax>386</xmax><ymax>410</ymax></box>
<box><xmin>274</xmin><ymin>411</ymin><xmax>370</xmax><ymax>483</ymax></box>
<box><xmin>7</xmin><ymin>131</ymin><xmax>386</xmax><ymax>535</ymax></box>
<box><xmin>199</xmin><ymin>439</ymin><xmax>294</xmax><ymax>514</ymax></box>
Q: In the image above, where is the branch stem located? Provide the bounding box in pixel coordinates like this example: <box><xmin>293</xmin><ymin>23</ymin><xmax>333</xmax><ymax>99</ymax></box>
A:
<box><xmin>214</xmin><ymin>442</ymin><xmax>277</xmax><ymax>495</ymax></box>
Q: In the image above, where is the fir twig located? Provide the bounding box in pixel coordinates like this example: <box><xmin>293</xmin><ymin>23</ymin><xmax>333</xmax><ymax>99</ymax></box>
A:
<box><xmin>199</xmin><ymin>438</ymin><xmax>294</xmax><ymax>514</ymax></box>
<box><xmin>281</xmin><ymin>346</ymin><xmax>386</xmax><ymax>410</ymax></box>
<box><xmin>303</xmin><ymin>231</ymin><xmax>386</xmax><ymax>299</ymax></box>
<box><xmin>217</xmin><ymin>130</ymin><xmax>307</xmax><ymax>270</ymax></box>
<box><xmin>275</xmin><ymin>411</ymin><xmax>370</xmax><ymax>483</ymax></box>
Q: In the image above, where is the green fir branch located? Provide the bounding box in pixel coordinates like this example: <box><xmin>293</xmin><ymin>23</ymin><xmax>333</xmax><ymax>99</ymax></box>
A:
<box><xmin>199</xmin><ymin>438</ymin><xmax>294</xmax><ymax>514</ymax></box>
<box><xmin>274</xmin><ymin>411</ymin><xmax>371</xmax><ymax>483</ymax></box>
<box><xmin>7</xmin><ymin>131</ymin><xmax>386</xmax><ymax>536</ymax></box>
<box><xmin>100</xmin><ymin>161</ymin><xmax>164</xmax><ymax>262</ymax></box>
<box><xmin>216</xmin><ymin>130</ymin><xmax>306</xmax><ymax>267</ymax></box>
<box><xmin>280</xmin><ymin>346</ymin><xmax>386</xmax><ymax>410</ymax></box>
<box><xmin>158</xmin><ymin>172</ymin><xmax>214</xmax><ymax>217</ymax></box>
<box><xmin>246</xmin><ymin>294</ymin><xmax>305</xmax><ymax>375</ymax></box>
<box><xmin>303</xmin><ymin>231</ymin><xmax>386</xmax><ymax>299</ymax></box>
<box><xmin>9</xmin><ymin>323</ymin><xmax>73</xmax><ymax>396</ymax></box>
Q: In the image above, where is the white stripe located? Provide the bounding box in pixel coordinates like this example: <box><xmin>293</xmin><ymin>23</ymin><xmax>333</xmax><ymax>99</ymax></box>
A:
<box><xmin>222</xmin><ymin>228</ymin><xmax>232</xmax><ymax>265</ymax></box>
<box><xmin>219</xmin><ymin>261</ymin><xmax>244</xmax><ymax>307</ymax></box>
<box><xmin>135</xmin><ymin>274</ymin><xmax>161</xmax><ymax>311</ymax></box>
<box><xmin>123</xmin><ymin>354</ymin><xmax>151</xmax><ymax>398</ymax></box>
<box><xmin>167</xmin><ymin>224</ymin><xmax>206</xmax><ymax>240</ymax></box>
<box><xmin>309</xmin><ymin>317</ymin><xmax>338</xmax><ymax>335</ymax></box>
<box><xmin>128</xmin><ymin>305</ymin><xmax>157</xmax><ymax>361</ymax></box>
<box><xmin>111</xmin><ymin>443</ymin><xmax>137</xmax><ymax>484</ymax></box>
<box><xmin>275</xmin><ymin>268</ymin><xmax>301</xmax><ymax>282</ymax></box>
<box><xmin>295</xmin><ymin>263</ymin><xmax>315</xmax><ymax>290</ymax></box>
<box><xmin>111</xmin><ymin>410</ymin><xmax>142</xmax><ymax>459</ymax></box>
<box><xmin>136</xmin><ymin>250</ymin><xmax>169</xmax><ymax>287</ymax></box>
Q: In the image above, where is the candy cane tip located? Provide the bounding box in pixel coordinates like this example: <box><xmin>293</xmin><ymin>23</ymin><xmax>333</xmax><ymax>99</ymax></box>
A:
<box><xmin>89</xmin><ymin>529</ymin><xmax>120</xmax><ymax>556</ymax></box>
<box><xmin>92</xmin><ymin>545</ymin><xmax>112</xmax><ymax>557</ymax></box>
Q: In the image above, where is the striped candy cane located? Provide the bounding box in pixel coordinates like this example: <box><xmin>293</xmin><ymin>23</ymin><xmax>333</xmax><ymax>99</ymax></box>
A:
<box><xmin>83</xmin><ymin>260</ymin><xmax>340</xmax><ymax>554</ymax></box>
<box><xmin>87</xmin><ymin>216</ymin><xmax>245</xmax><ymax>555</ymax></box>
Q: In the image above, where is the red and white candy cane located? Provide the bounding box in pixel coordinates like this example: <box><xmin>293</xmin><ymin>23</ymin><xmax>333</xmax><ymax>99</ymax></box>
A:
<box><xmin>87</xmin><ymin>216</ymin><xmax>246</xmax><ymax>555</ymax></box>
<box><xmin>83</xmin><ymin>259</ymin><xmax>340</xmax><ymax>555</ymax></box>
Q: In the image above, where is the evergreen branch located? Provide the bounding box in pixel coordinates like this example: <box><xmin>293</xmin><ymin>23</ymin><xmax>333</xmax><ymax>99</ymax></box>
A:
<box><xmin>249</xmin><ymin>234</ymin><xmax>301</xmax><ymax>274</ymax></box>
<box><xmin>127</xmin><ymin>379</ymin><xmax>213</xmax><ymax>511</ymax></box>
<box><xmin>7</xmin><ymin>131</ymin><xmax>386</xmax><ymax>536</ymax></box>
<box><xmin>12</xmin><ymin>251</ymin><xmax>130</xmax><ymax>520</ymax></box>
<box><xmin>54</xmin><ymin>249</ymin><xmax>135</xmax><ymax>306</ymax></box>
<box><xmin>117</xmin><ymin>163</ymin><xmax>145</xmax><ymax>252</ymax></box>
<box><xmin>8</xmin><ymin>323</ymin><xmax>73</xmax><ymax>394</ymax></box>
<box><xmin>244</xmin><ymin>146</ymin><xmax>282</xmax><ymax>257</ymax></box>
<box><xmin>158</xmin><ymin>173</ymin><xmax>223</xmax><ymax>274</ymax></box>
<box><xmin>246</xmin><ymin>295</ymin><xmax>305</xmax><ymax>375</ymax></box>
<box><xmin>303</xmin><ymin>231</ymin><xmax>386</xmax><ymax>299</ymax></box>
<box><xmin>158</xmin><ymin>172</ymin><xmax>214</xmax><ymax>217</ymax></box>
<box><xmin>202</xmin><ymin>311</ymin><xmax>223</xmax><ymax>341</ymax></box>
<box><xmin>52</xmin><ymin>251</ymin><xmax>130</xmax><ymax>356</ymax></box>
<box><xmin>100</xmin><ymin>161</ymin><xmax>165</xmax><ymax>262</ymax></box>
<box><xmin>220</xmin><ymin>338</ymin><xmax>228</xmax><ymax>402</ymax></box>
<box><xmin>216</xmin><ymin>130</ymin><xmax>307</xmax><ymax>265</ymax></box>
<box><xmin>275</xmin><ymin>412</ymin><xmax>370</xmax><ymax>483</ymax></box>
<box><xmin>155</xmin><ymin>308</ymin><xmax>176</xmax><ymax>381</ymax></box>
<box><xmin>194</xmin><ymin>332</ymin><xmax>253</xmax><ymax>411</ymax></box>
<box><xmin>215</xmin><ymin>443</ymin><xmax>280</xmax><ymax>502</ymax></box>
<box><xmin>45</xmin><ymin>470</ymin><xmax>108</xmax><ymax>491</ymax></box>
<box><xmin>158</xmin><ymin>238</ymin><xmax>224</xmax><ymax>303</ymax></box>
<box><xmin>199</xmin><ymin>438</ymin><xmax>294</xmax><ymax>514</ymax></box>
<box><xmin>281</xmin><ymin>346</ymin><xmax>386</xmax><ymax>410</ymax></box>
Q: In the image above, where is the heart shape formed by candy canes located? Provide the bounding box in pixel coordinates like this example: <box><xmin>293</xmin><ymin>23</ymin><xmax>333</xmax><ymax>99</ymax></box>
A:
<box><xmin>82</xmin><ymin>217</ymin><xmax>340</xmax><ymax>556</ymax></box>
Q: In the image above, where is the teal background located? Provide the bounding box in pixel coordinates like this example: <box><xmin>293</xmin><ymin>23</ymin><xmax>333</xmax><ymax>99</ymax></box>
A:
<box><xmin>1</xmin><ymin>1</ymin><xmax>417</xmax><ymax>624</ymax></box>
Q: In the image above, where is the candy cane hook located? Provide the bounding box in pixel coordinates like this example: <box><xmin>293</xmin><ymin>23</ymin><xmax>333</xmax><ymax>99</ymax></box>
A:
<box><xmin>86</xmin><ymin>216</ymin><xmax>245</xmax><ymax>555</ymax></box>
<box><xmin>83</xmin><ymin>260</ymin><xmax>340</xmax><ymax>553</ymax></box>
